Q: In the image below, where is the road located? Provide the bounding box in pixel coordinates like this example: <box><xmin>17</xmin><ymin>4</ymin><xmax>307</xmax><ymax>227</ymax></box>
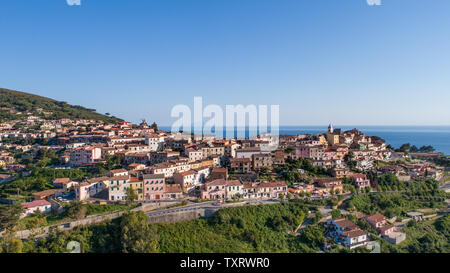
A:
<box><xmin>440</xmin><ymin>182</ymin><xmax>450</xmax><ymax>193</ymax></box>
<box><xmin>146</xmin><ymin>199</ymin><xmax>281</xmax><ymax>217</ymax></box>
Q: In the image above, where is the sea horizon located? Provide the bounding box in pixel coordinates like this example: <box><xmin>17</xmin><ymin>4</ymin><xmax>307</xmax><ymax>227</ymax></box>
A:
<box><xmin>160</xmin><ymin>125</ymin><xmax>450</xmax><ymax>155</ymax></box>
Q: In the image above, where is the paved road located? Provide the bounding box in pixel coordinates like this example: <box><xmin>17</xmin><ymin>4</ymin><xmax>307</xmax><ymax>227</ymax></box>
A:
<box><xmin>440</xmin><ymin>183</ymin><xmax>450</xmax><ymax>193</ymax></box>
<box><xmin>146</xmin><ymin>199</ymin><xmax>281</xmax><ymax>217</ymax></box>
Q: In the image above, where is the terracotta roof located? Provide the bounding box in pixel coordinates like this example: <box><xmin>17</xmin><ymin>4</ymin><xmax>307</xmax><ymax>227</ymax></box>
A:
<box><xmin>177</xmin><ymin>170</ymin><xmax>196</xmax><ymax>176</ymax></box>
<box><xmin>22</xmin><ymin>200</ymin><xmax>51</xmax><ymax>209</ymax></box>
<box><xmin>129</xmin><ymin>177</ymin><xmax>143</xmax><ymax>183</ymax></box>
<box><xmin>212</xmin><ymin>168</ymin><xmax>227</xmax><ymax>173</ymax></box>
<box><xmin>32</xmin><ymin>189</ymin><xmax>58</xmax><ymax>197</ymax></box>
<box><xmin>105</xmin><ymin>175</ymin><xmax>130</xmax><ymax>181</ymax></box>
<box><xmin>53</xmin><ymin>178</ymin><xmax>71</xmax><ymax>184</ymax></box>
<box><xmin>143</xmin><ymin>174</ymin><xmax>165</xmax><ymax>180</ymax></box>
<box><xmin>244</xmin><ymin>182</ymin><xmax>287</xmax><ymax>189</ymax></box>
<box><xmin>333</xmin><ymin>218</ymin><xmax>359</xmax><ymax>230</ymax></box>
<box><xmin>165</xmin><ymin>184</ymin><xmax>182</xmax><ymax>193</ymax></box>
<box><xmin>109</xmin><ymin>168</ymin><xmax>128</xmax><ymax>174</ymax></box>
<box><xmin>230</xmin><ymin>158</ymin><xmax>251</xmax><ymax>163</ymax></box>
<box><xmin>377</xmin><ymin>224</ymin><xmax>394</xmax><ymax>233</ymax></box>
<box><xmin>226</xmin><ymin>180</ymin><xmax>243</xmax><ymax>186</ymax></box>
<box><xmin>237</xmin><ymin>147</ymin><xmax>261</xmax><ymax>152</ymax></box>
<box><xmin>365</xmin><ymin>213</ymin><xmax>386</xmax><ymax>223</ymax></box>
<box><xmin>343</xmin><ymin>229</ymin><xmax>367</xmax><ymax>238</ymax></box>
<box><xmin>348</xmin><ymin>173</ymin><xmax>367</xmax><ymax>179</ymax></box>
<box><xmin>205</xmin><ymin>179</ymin><xmax>228</xmax><ymax>186</ymax></box>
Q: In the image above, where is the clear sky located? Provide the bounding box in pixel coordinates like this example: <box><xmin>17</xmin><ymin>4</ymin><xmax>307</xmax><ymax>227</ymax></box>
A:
<box><xmin>1</xmin><ymin>0</ymin><xmax>450</xmax><ymax>126</ymax></box>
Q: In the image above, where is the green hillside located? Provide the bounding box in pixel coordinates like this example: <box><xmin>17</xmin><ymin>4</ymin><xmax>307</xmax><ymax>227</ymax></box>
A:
<box><xmin>0</xmin><ymin>88</ymin><xmax>123</xmax><ymax>123</ymax></box>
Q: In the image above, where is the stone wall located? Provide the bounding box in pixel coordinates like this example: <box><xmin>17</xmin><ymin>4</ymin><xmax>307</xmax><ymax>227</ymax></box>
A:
<box><xmin>147</xmin><ymin>208</ymin><xmax>219</xmax><ymax>223</ymax></box>
<box><xmin>8</xmin><ymin>201</ymin><xmax>180</xmax><ymax>240</ymax></box>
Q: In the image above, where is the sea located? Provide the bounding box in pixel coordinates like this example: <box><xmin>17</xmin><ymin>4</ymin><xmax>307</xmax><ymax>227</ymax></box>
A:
<box><xmin>160</xmin><ymin>126</ymin><xmax>450</xmax><ymax>155</ymax></box>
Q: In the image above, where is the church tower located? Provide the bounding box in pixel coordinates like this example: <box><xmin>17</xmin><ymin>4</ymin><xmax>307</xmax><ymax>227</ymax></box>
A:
<box><xmin>328</xmin><ymin>123</ymin><xmax>334</xmax><ymax>134</ymax></box>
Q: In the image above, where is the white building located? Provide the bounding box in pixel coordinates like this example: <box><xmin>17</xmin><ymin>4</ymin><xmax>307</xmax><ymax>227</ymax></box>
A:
<box><xmin>21</xmin><ymin>200</ymin><xmax>52</xmax><ymax>217</ymax></box>
<box><xmin>145</xmin><ymin>134</ymin><xmax>165</xmax><ymax>152</ymax></box>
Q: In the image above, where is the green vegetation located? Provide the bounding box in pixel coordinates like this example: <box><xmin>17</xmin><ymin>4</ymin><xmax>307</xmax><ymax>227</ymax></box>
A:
<box><xmin>154</xmin><ymin>201</ymin><xmax>309</xmax><ymax>253</ymax></box>
<box><xmin>344</xmin><ymin>152</ymin><xmax>358</xmax><ymax>172</ymax></box>
<box><xmin>395</xmin><ymin>143</ymin><xmax>435</xmax><ymax>153</ymax></box>
<box><xmin>376</xmin><ymin>174</ymin><xmax>441</xmax><ymax>192</ymax></box>
<box><xmin>0</xmin><ymin>165</ymin><xmax>108</xmax><ymax>201</ymax></box>
<box><xmin>430</xmin><ymin>156</ymin><xmax>450</xmax><ymax>168</ymax></box>
<box><xmin>275</xmin><ymin>158</ymin><xmax>332</xmax><ymax>185</ymax></box>
<box><xmin>0</xmin><ymin>203</ymin><xmax>24</xmax><ymax>231</ymax></box>
<box><xmin>346</xmin><ymin>191</ymin><xmax>447</xmax><ymax>218</ymax></box>
<box><xmin>346</xmin><ymin>171</ymin><xmax>448</xmax><ymax>218</ymax></box>
<box><xmin>0</xmin><ymin>88</ymin><xmax>122</xmax><ymax>123</ymax></box>
<box><xmin>4</xmin><ymin>201</ymin><xmax>331</xmax><ymax>253</ymax></box>
<box><xmin>381</xmin><ymin>215</ymin><xmax>450</xmax><ymax>253</ymax></box>
<box><xmin>16</xmin><ymin>203</ymin><xmax>138</xmax><ymax>230</ymax></box>
<box><xmin>125</xmin><ymin>187</ymin><xmax>138</xmax><ymax>205</ymax></box>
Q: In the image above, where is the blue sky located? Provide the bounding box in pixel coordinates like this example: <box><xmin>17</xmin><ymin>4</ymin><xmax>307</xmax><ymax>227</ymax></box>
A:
<box><xmin>1</xmin><ymin>0</ymin><xmax>450</xmax><ymax>126</ymax></box>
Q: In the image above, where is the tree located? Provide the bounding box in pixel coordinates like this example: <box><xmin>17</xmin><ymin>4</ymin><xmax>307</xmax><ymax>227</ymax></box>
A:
<box><xmin>151</xmin><ymin>122</ymin><xmax>158</xmax><ymax>132</ymax></box>
<box><xmin>397</xmin><ymin>143</ymin><xmax>411</xmax><ymax>153</ymax></box>
<box><xmin>0</xmin><ymin>232</ymin><xmax>23</xmax><ymax>253</ymax></box>
<box><xmin>126</xmin><ymin>187</ymin><xmax>138</xmax><ymax>205</ymax></box>
<box><xmin>285</xmin><ymin>147</ymin><xmax>295</xmax><ymax>156</ymax></box>
<box><xmin>419</xmin><ymin>145</ymin><xmax>435</xmax><ymax>153</ymax></box>
<box><xmin>331</xmin><ymin>209</ymin><xmax>342</xmax><ymax>219</ymax></box>
<box><xmin>0</xmin><ymin>203</ymin><xmax>24</xmax><ymax>231</ymax></box>
<box><xmin>65</xmin><ymin>202</ymin><xmax>87</xmax><ymax>220</ymax></box>
<box><xmin>120</xmin><ymin>211</ymin><xmax>159</xmax><ymax>253</ymax></box>
<box><xmin>312</xmin><ymin>212</ymin><xmax>323</xmax><ymax>224</ymax></box>
<box><xmin>298</xmin><ymin>225</ymin><xmax>325</xmax><ymax>250</ymax></box>
<box><xmin>259</xmin><ymin>167</ymin><xmax>270</xmax><ymax>174</ymax></box>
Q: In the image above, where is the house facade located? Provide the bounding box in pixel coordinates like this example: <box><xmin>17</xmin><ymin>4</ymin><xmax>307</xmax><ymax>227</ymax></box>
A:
<box><xmin>143</xmin><ymin>174</ymin><xmax>166</xmax><ymax>200</ymax></box>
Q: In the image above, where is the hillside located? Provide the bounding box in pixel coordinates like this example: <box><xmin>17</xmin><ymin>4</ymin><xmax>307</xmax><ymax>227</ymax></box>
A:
<box><xmin>0</xmin><ymin>88</ymin><xmax>123</xmax><ymax>123</ymax></box>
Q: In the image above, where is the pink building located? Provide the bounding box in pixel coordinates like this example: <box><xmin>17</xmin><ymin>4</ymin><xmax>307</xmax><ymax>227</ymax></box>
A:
<box><xmin>364</xmin><ymin>214</ymin><xmax>387</xmax><ymax>229</ymax></box>
<box><xmin>243</xmin><ymin>182</ymin><xmax>288</xmax><ymax>199</ymax></box>
<box><xmin>201</xmin><ymin>179</ymin><xmax>227</xmax><ymax>200</ymax></box>
<box><xmin>143</xmin><ymin>174</ymin><xmax>165</xmax><ymax>200</ymax></box>
<box><xmin>69</xmin><ymin>147</ymin><xmax>102</xmax><ymax>166</ymax></box>
<box><xmin>348</xmin><ymin>173</ymin><xmax>371</xmax><ymax>189</ymax></box>
<box><xmin>294</xmin><ymin>145</ymin><xmax>310</xmax><ymax>159</ymax></box>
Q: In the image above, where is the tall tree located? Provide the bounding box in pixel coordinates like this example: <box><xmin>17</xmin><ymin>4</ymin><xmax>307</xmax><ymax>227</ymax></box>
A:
<box><xmin>65</xmin><ymin>202</ymin><xmax>87</xmax><ymax>220</ymax></box>
<box><xmin>126</xmin><ymin>187</ymin><xmax>138</xmax><ymax>205</ymax></box>
<box><xmin>0</xmin><ymin>203</ymin><xmax>24</xmax><ymax>231</ymax></box>
<box><xmin>120</xmin><ymin>211</ymin><xmax>159</xmax><ymax>253</ymax></box>
<box><xmin>151</xmin><ymin>122</ymin><xmax>158</xmax><ymax>132</ymax></box>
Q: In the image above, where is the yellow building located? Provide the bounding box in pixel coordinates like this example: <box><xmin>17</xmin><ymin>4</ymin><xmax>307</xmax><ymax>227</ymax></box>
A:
<box><xmin>318</xmin><ymin>135</ymin><xmax>328</xmax><ymax>146</ymax></box>
<box><xmin>325</xmin><ymin>133</ymin><xmax>340</xmax><ymax>146</ymax></box>
<box><xmin>129</xmin><ymin>177</ymin><xmax>144</xmax><ymax>200</ymax></box>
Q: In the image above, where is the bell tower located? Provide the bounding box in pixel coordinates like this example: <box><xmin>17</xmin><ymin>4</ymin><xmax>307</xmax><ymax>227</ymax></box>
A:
<box><xmin>328</xmin><ymin>123</ymin><xmax>334</xmax><ymax>134</ymax></box>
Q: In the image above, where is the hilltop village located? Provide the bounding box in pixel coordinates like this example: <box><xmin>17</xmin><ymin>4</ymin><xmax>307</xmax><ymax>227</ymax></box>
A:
<box><xmin>0</xmin><ymin>112</ymin><xmax>448</xmax><ymax>251</ymax></box>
